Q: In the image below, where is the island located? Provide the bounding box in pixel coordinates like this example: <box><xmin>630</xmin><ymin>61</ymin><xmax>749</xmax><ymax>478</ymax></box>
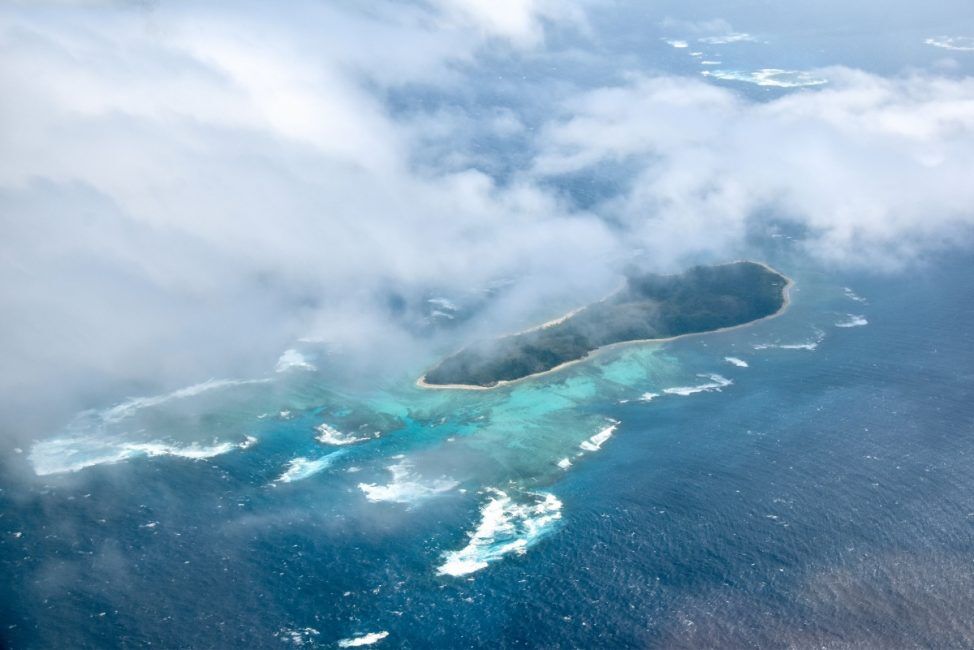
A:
<box><xmin>419</xmin><ymin>261</ymin><xmax>791</xmax><ymax>389</ymax></box>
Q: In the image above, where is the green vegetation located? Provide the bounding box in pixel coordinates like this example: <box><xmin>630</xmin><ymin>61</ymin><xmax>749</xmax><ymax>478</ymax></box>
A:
<box><xmin>422</xmin><ymin>261</ymin><xmax>788</xmax><ymax>387</ymax></box>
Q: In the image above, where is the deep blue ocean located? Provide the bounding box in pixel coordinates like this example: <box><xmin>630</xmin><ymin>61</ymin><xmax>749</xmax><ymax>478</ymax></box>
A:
<box><xmin>3</xmin><ymin>251</ymin><xmax>974</xmax><ymax>648</ymax></box>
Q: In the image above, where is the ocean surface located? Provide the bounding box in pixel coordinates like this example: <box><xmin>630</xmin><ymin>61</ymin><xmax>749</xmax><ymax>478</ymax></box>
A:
<box><xmin>3</xmin><ymin>251</ymin><xmax>974</xmax><ymax>648</ymax></box>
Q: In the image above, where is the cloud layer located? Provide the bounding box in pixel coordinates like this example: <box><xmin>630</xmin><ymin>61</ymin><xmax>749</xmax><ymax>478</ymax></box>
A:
<box><xmin>535</xmin><ymin>70</ymin><xmax>974</xmax><ymax>267</ymax></box>
<box><xmin>1</xmin><ymin>1</ymin><xmax>973</xmax><ymax>441</ymax></box>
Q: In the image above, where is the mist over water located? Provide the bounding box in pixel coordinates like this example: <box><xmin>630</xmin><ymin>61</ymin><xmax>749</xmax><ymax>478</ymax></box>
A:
<box><xmin>2</xmin><ymin>0</ymin><xmax>974</xmax><ymax>647</ymax></box>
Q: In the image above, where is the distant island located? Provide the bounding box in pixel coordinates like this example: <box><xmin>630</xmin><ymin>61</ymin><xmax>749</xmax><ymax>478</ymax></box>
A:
<box><xmin>419</xmin><ymin>261</ymin><xmax>791</xmax><ymax>389</ymax></box>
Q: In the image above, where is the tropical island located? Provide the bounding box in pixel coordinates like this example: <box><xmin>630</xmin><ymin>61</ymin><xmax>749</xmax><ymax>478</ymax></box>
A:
<box><xmin>419</xmin><ymin>261</ymin><xmax>790</xmax><ymax>389</ymax></box>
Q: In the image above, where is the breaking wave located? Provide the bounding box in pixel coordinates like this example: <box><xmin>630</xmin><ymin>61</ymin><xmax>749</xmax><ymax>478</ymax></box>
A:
<box><xmin>843</xmin><ymin>287</ymin><xmax>867</xmax><ymax>303</ymax></box>
<box><xmin>29</xmin><ymin>435</ymin><xmax>257</xmax><ymax>476</ymax></box>
<box><xmin>274</xmin><ymin>349</ymin><xmax>316</xmax><ymax>373</ymax></box>
<box><xmin>275</xmin><ymin>627</ymin><xmax>320</xmax><ymax>646</ymax></box>
<box><xmin>663</xmin><ymin>373</ymin><xmax>732</xmax><ymax>396</ymax></box>
<box><xmin>316</xmin><ymin>423</ymin><xmax>370</xmax><ymax>446</ymax></box>
<box><xmin>436</xmin><ymin>489</ymin><xmax>562</xmax><ymax>577</ymax></box>
<box><xmin>579</xmin><ymin>421</ymin><xmax>619</xmax><ymax>452</ymax></box>
<box><xmin>29</xmin><ymin>376</ymin><xmax>269</xmax><ymax>476</ymax></box>
<box><xmin>753</xmin><ymin>327</ymin><xmax>826</xmax><ymax>351</ymax></box>
<box><xmin>338</xmin><ymin>631</ymin><xmax>389</xmax><ymax>647</ymax></box>
<box><xmin>275</xmin><ymin>452</ymin><xmax>344</xmax><ymax>484</ymax></box>
<box><xmin>358</xmin><ymin>460</ymin><xmax>457</xmax><ymax>505</ymax></box>
<box><xmin>835</xmin><ymin>314</ymin><xmax>869</xmax><ymax>328</ymax></box>
<box><xmin>724</xmin><ymin>356</ymin><xmax>749</xmax><ymax>368</ymax></box>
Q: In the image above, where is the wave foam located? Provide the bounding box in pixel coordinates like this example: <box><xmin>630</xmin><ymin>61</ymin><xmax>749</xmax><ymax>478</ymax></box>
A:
<box><xmin>275</xmin><ymin>452</ymin><xmax>344</xmax><ymax>484</ymax></box>
<box><xmin>338</xmin><ymin>631</ymin><xmax>389</xmax><ymax>647</ymax></box>
<box><xmin>699</xmin><ymin>32</ymin><xmax>758</xmax><ymax>44</ymax></box>
<box><xmin>275</xmin><ymin>349</ymin><xmax>316</xmax><ymax>373</ymax></box>
<box><xmin>724</xmin><ymin>356</ymin><xmax>749</xmax><ymax>368</ymax></box>
<box><xmin>663</xmin><ymin>373</ymin><xmax>732</xmax><ymax>396</ymax></box>
<box><xmin>436</xmin><ymin>489</ymin><xmax>562</xmax><ymax>577</ymax></box>
<box><xmin>316</xmin><ymin>423</ymin><xmax>369</xmax><ymax>446</ymax></box>
<box><xmin>29</xmin><ymin>435</ymin><xmax>257</xmax><ymax>476</ymax></box>
<box><xmin>579</xmin><ymin>421</ymin><xmax>619</xmax><ymax>452</ymax></box>
<box><xmin>276</xmin><ymin>627</ymin><xmax>320</xmax><ymax>646</ymax></box>
<box><xmin>754</xmin><ymin>341</ymin><xmax>815</xmax><ymax>350</ymax></box>
<box><xmin>843</xmin><ymin>287</ymin><xmax>867</xmax><ymax>303</ymax></box>
<box><xmin>835</xmin><ymin>314</ymin><xmax>868</xmax><ymax>328</ymax></box>
<box><xmin>639</xmin><ymin>392</ymin><xmax>659</xmax><ymax>402</ymax></box>
<box><xmin>358</xmin><ymin>460</ymin><xmax>457</xmax><ymax>505</ymax></box>
<box><xmin>753</xmin><ymin>327</ymin><xmax>825</xmax><ymax>351</ymax></box>
<box><xmin>702</xmin><ymin>68</ymin><xmax>827</xmax><ymax>87</ymax></box>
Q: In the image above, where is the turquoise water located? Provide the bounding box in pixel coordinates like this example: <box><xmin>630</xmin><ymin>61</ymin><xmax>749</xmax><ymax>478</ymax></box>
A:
<box><xmin>3</xmin><ymin>254</ymin><xmax>974</xmax><ymax>647</ymax></box>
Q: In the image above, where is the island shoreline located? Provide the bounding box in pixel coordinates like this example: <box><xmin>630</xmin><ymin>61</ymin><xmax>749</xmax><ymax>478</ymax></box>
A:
<box><xmin>416</xmin><ymin>261</ymin><xmax>794</xmax><ymax>391</ymax></box>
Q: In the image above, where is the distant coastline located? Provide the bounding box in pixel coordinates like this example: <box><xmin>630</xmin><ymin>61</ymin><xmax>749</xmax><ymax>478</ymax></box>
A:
<box><xmin>417</xmin><ymin>261</ymin><xmax>793</xmax><ymax>391</ymax></box>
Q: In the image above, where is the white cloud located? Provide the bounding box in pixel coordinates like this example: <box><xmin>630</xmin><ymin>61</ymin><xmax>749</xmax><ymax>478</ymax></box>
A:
<box><xmin>430</xmin><ymin>0</ymin><xmax>584</xmax><ymax>46</ymax></box>
<box><xmin>536</xmin><ymin>69</ymin><xmax>974</xmax><ymax>267</ymax></box>
<box><xmin>1</xmin><ymin>1</ymin><xmax>973</xmax><ymax>443</ymax></box>
<box><xmin>0</xmin><ymin>2</ymin><xmax>616</xmax><ymax>438</ymax></box>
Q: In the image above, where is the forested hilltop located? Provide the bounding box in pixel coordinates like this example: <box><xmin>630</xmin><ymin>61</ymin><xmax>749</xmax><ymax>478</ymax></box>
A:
<box><xmin>422</xmin><ymin>261</ymin><xmax>789</xmax><ymax>388</ymax></box>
